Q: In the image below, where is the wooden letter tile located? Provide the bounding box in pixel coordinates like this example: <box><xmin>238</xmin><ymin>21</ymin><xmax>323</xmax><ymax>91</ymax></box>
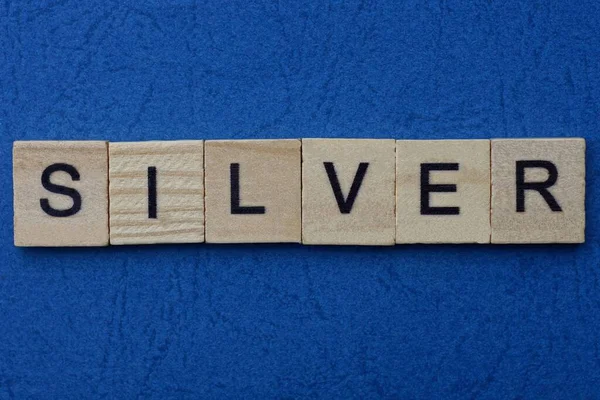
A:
<box><xmin>396</xmin><ymin>140</ymin><xmax>491</xmax><ymax>244</ymax></box>
<box><xmin>302</xmin><ymin>139</ymin><xmax>396</xmax><ymax>245</ymax></box>
<box><xmin>13</xmin><ymin>141</ymin><xmax>109</xmax><ymax>247</ymax></box>
<box><xmin>204</xmin><ymin>140</ymin><xmax>301</xmax><ymax>243</ymax></box>
<box><xmin>491</xmin><ymin>138</ymin><xmax>585</xmax><ymax>243</ymax></box>
<box><xmin>109</xmin><ymin>141</ymin><xmax>204</xmax><ymax>245</ymax></box>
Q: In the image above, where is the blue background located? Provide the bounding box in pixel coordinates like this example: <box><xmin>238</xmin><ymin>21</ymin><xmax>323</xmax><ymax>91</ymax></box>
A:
<box><xmin>1</xmin><ymin>0</ymin><xmax>599</xmax><ymax>398</ymax></box>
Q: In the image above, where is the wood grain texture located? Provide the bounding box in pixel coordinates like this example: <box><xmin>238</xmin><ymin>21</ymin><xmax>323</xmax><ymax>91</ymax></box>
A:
<box><xmin>204</xmin><ymin>140</ymin><xmax>301</xmax><ymax>243</ymax></box>
<box><xmin>109</xmin><ymin>141</ymin><xmax>204</xmax><ymax>245</ymax></box>
<box><xmin>396</xmin><ymin>140</ymin><xmax>491</xmax><ymax>244</ymax></box>
<box><xmin>13</xmin><ymin>141</ymin><xmax>109</xmax><ymax>247</ymax></box>
<box><xmin>491</xmin><ymin>138</ymin><xmax>586</xmax><ymax>244</ymax></box>
<box><xmin>302</xmin><ymin>139</ymin><xmax>396</xmax><ymax>245</ymax></box>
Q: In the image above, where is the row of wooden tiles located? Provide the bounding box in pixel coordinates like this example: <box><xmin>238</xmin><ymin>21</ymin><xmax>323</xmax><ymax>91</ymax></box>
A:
<box><xmin>13</xmin><ymin>139</ymin><xmax>585</xmax><ymax>247</ymax></box>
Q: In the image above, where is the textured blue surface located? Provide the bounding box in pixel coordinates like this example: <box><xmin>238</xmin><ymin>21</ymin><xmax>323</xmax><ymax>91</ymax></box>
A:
<box><xmin>1</xmin><ymin>0</ymin><xmax>600</xmax><ymax>398</ymax></box>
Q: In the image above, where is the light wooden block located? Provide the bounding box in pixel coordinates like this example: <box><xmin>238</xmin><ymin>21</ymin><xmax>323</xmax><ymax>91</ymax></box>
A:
<box><xmin>13</xmin><ymin>141</ymin><xmax>109</xmax><ymax>247</ymax></box>
<box><xmin>109</xmin><ymin>141</ymin><xmax>204</xmax><ymax>245</ymax></box>
<box><xmin>302</xmin><ymin>139</ymin><xmax>396</xmax><ymax>245</ymax></box>
<box><xmin>395</xmin><ymin>140</ymin><xmax>491</xmax><ymax>244</ymax></box>
<box><xmin>204</xmin><ymin>139</ymin><xmax>301</xmax><ymax>243</ymax></box>
<box><xmin>491</xmin><ymin>138</ymin><xmax>585</xmax><ymax>244</ymax></box>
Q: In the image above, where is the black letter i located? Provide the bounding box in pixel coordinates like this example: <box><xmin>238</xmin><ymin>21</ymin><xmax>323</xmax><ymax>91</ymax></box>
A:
<box><xmin>148</xmin><ymin>166</ymin><xmax>157</xmax><ymax>219</ymax></box>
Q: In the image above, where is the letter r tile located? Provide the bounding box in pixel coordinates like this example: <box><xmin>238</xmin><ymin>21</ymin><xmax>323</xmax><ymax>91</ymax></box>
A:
<box><xmin>396</xmin><ymin>140</ymin><xmax>491</xmax><ymax>244</ymax></box>
<box><xmin>302</xmin><ymin>139</ymin><xmax>396</xmax><ymax>245</ymax></box>
<box><xmin>491</xmin><ymin>138</ymin><xmax>585</xmax><ymax>243</ymax></box>
<box><xmin>13</xmin><ymin>141</ymin><xmax>109</xmax><ymax>247</ymax></box>
<box><xmin>204</xmin><ymin>140</ymin><xmax>301</xmax><ymax>243</ymax></box>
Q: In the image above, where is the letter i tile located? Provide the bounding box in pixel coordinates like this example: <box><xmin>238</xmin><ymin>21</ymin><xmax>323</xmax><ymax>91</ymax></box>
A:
<box><xmin>109</xmin><ymin>141</ymin><xmax>205</xmax><ymax>245</ymax></box>
<box><xmin>491</xmin><ymin>138</ymin><xmax>585</xmax><ymax>243</ymax></box>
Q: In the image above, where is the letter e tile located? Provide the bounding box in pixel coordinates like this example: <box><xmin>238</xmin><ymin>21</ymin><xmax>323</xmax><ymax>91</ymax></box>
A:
<box><xmin>396</xmin><ymin>140</ymin><xmax>491</xmax><ymax>244</ymax></box>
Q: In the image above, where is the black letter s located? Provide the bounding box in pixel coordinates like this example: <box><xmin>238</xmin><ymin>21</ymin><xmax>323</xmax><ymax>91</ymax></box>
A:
<box><xmin>40</xmin><ymin>163</ymin><xmax>82</xmax><ymax>217</ymax></box>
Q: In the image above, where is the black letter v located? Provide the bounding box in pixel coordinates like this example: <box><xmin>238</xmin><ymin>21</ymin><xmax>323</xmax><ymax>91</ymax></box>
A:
<box><xmin>323</xmin><ymin>162</ymin><xmax>369</xmax><ymax>214</ymax></box>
